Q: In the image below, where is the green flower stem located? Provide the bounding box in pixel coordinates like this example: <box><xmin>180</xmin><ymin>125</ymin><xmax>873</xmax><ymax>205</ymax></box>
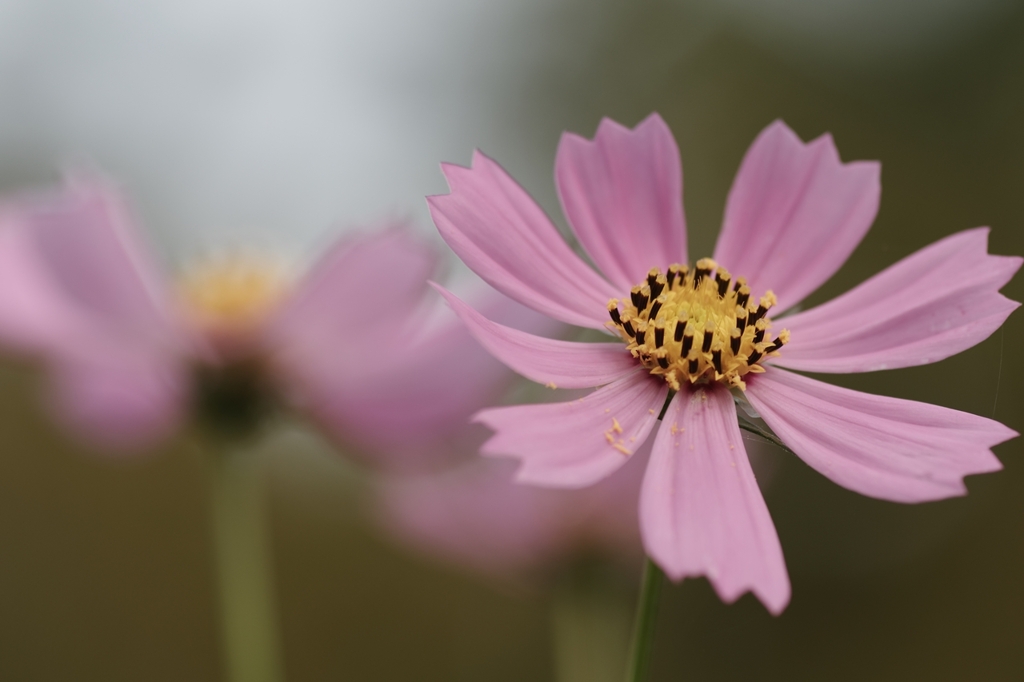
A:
<box><xmin>206</xmin><ymin>443</ymin><xmax>284</xmax><ymax>682</ymax></box>
<box><xmin>737</xmin><ymin>420</ymin><xmax>793</xmax><ymax>454</ymax></box>
<box><xmin>551</xmin><ymin>565</ymin><xmax>633</xmax><ymax>682</ymax></box>
<box><xmin>624</xmin><ymin>558</ymin><xmax>665</xmax><ymax>682</ymax></box>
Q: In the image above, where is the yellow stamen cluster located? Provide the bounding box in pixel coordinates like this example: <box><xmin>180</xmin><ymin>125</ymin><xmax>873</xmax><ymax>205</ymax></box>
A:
<box><xmin>178</xmin><ymin>256</ymin><xmax>290</xmax><ymax>331</ymax></box>
<box><xmin>607</xmin><ymin>258</ymin><xmax>790</xmax><ymax>391</ymax></box>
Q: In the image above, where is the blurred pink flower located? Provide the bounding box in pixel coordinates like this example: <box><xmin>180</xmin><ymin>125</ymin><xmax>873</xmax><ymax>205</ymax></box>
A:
<box><xmin>427</xmin><ymin>114</ymin><xmax>1021</xmax><ymax>614</ymax></box>
<box><xmin>379</xmin><ymin>439</ymin><xmax>648</xmax><ymax>581</ymax></box>
<box><xmin>0</xmin><ymin>177</ymin><xmax>533</xmax><ymax>465</ymax></box>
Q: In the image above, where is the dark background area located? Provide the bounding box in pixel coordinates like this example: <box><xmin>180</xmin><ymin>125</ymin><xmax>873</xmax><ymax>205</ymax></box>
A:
<box><xmin>0</xmin><ymin>1</ymin><xmax>1021</xmax><ymax>679</ymax></box>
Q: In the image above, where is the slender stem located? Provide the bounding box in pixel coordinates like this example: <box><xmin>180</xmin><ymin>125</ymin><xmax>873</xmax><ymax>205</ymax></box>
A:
<box><xmin>206</xmin><ymin>442</ymin><xmax>285</xmax><ymax>682</ymax></box>
<box><xmin>624</xmin><ymin>558</ymin><xmax>665</xmax><ymax>682</ymax></box>
<box><xmin>737</xmin><ymin>420</ymin><xmax>793</xmax><ymax>454</ymax></box>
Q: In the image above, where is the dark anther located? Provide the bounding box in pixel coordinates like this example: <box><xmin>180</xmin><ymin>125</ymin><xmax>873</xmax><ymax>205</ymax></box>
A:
<box><xmin>736</xmin><ymin>289</ymin><xmax>750</xmax><ymax>308</ymax></box>
<box><xmin>766</xmin><ymin>335</ymin><xmax>786</xmax><ymax>353</ymax></box>
<box><xmin>687</xmin><ymin>356</ymin><xmax>699</xmax><ymax>374</ymax></box>
<box><xmin>749</xmin><ymin>304</ymin><xmax>768</xmax><ymax>323</ymax></box>
<box><xmin>701</xmin><ymin>329</ymin><xmax>714</xmax><ymax>353</ymax></box>
<box><xmin>694</xmin><ymin>266</ymin><xmax>710</xmax><ymax>288</ymax></box>
<box><xmin>674</xmin><ymin>320</ymin><xmax>686</xmax><ymax>343</ymax></box>
<box><xmin>635</xmin><ymin>328</ymin><xmax>646</xmax><ymax>345</ymax></box>
<box><xmin>657</xmin><ymin>354</ymin><xmax>670</xmax><ymax>369</ymax></box>
<box><xmin>711</xmin><ymin>349</ymin><xmax>723</xmax><ymax>374</ymax></box>
<box><xmin>736</xmin><ymin>311</ymin><xmax>748</xmax><ymax>333</ymax></box>
<box><xmin>629</xmin><ymin>287</ymin><xmax>644</xmax><ymax>310</ymax></box>
<box><xmin>654</xmin><ymin>325</ymin><xmax>665</xmax><ymax>348</ymax></box>
<box><xmin>648</xmin><ymin>300</ymin><xmax>662</xmax><ymax>321</ymax></box>
<box><xmin>753</xmin><ymin>327</ymin><xmax>765</xmax><ymax>344</ymax></box>
<box><xmin>716</xmin><ymin>274</ymin><xmax>731</xmax><ymax>297</ymax></box>
<box><xmin>747</xmin><ymin>349</ymin><xmax>763</xmax><ymax>364</ymax></box>
<box><xmin>647</xmin><ymin>270</ymin><xmax>665</xmax><ymax>299</ymax></box>
<box><xmin>681</xmin><ymin>332</ymin><xmax>694</xmax><ymax>356</ymax></box>
<box><xmin>730</xmin><ymin>329</ymin><xmax>742</xmax><ymax>355</ymax></box>
<box><xmin>608</xmin><ymin>306</ymin><xmax>623</xmax><ymax>325</ymax></box>
<box><xmin>622</xmin><ymin>319</ymin><xmax>635</xmax><ymax>337</ymax></box>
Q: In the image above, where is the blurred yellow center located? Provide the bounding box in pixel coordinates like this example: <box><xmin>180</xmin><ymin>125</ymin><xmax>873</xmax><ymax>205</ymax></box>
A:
<box><xmin>178</xmin><ymin>256</ymin><xmax>290</xmax><ymax>330</ymax></box>
<box><xmin>607</xmin><ymin>258</ymin><xmax>789</xmax><ymax>391</ymax></box>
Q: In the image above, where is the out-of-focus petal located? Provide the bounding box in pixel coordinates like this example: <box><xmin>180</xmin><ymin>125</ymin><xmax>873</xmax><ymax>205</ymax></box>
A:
<box><xmin>293</xmin><ymin>287</ymin><xmax>556</xmax><ymax>470</ymax></box>
<box><xmin>775</xmin><ymin>228</ymin><xmax>1022</xmax><ymax>373</ymax></box>
<box><xmin>555</xmin><ymin>114</ymin><xmax>687</xmax><ymax>290</ymax></box>
<box><xmin>433</xmin><ymin>284</ymin><xmax>636</xmax><ymax>389</ymax></box>
<box><xmin>0</xmin><ymin>224</ymin><xmax>87</xmax><ymax>352</ymax></box>
<box><xmin>269</xmin><ymin>228</ymin><xmax>445</xmax><ymax>462</ymax></box>
<box><xmin>476</xmin><ymin>369</ymin><xmax>667</xmax><ymax>488</ymax></box>
<box><xmin>429</xmin><ymin>151</ymin><xmax>619</xmax><ymax>329</ymax></box>
<box><xmin>0</xmin><ymin>180</ymin><xmax>179</xmax><ymax>354</ymax></box>
<box><xmin>0</xmin><ymin>179</ymin><xmax>188</xmax><ymax>451</ymax></box>
<box><xmin>46</xmin><ymin>353</ymin><xmax>186</xmax><ymax>453</ymax></box>
<box><xmin>640</xmin><ymin>385</ymin><xmax>790</xmax><ymax>614</ymax></box>
<box><xmin>746</xmin><ymin>368</ymin><xmax>1015</xmax><ymax>503</ymax></box>
<box><xmin>9</xmin><ymin>178</ymin><xmax>175</xmax><ymax>338</ymax></box>
<box><xmin>378</xmin><ymin>447</ymin><xmax>647</xmax><ymax>579</ymax></box>
<box><xmin>267</xmin><ymin>226</ymin><xmax>438</xmax><ymax>361</ymax></box>
<box><xmin>379</xmin><ymin>459</ymin><xmax>579</xmax><ymax>576</ymax></box>
<box><xmin>713</xmin><ymin>120</ymin><xmax>880</xmax><ymax>312</ymax></box>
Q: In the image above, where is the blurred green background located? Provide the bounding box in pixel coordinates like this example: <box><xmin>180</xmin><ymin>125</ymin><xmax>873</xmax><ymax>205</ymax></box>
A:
<box><xmin>0</xmin><ymin>0</ymin><xmax>1022</xmax><ymax>679</ymax></box>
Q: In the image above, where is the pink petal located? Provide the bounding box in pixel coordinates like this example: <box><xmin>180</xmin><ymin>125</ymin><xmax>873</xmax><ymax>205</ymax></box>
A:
<box><xmin>476</xmin><ymin>369</ymin><xmax>667</xmax><ymax>487</ymax></box>
<box><xmin>640</xmin><ymin>385</ymin><xmax>790</xmax><ymax>615</ymax></box>
<box><xmin>775</xmin><ymin>228</ymin><xmax>1022</xmax><ymax>373</ymax></box>
<box><xmin>714</xmin><ymin>121</ymin><xmax>880</xmax><ymax>312</ymax></box>
<box><xmin>46</xmin><ymin>353</ymin><xmax>186</xmax><ymax>453</ymax></box>
<box><xmin>378</xmin><ymin>448</ymin><xmax>647</xmax><ymax>579</ymax></box>
<box><xmin>268</xmin><ymin>228</ymin><xmax>448</xmax><ymax>456</ymax></box>
<box><xmin>555</xmin><ymin>114</ymin><xmax>687</xmax><ymax>289</ymax></box>
<box><xmin>0</xmin><ymin>223</ymin><xmax>87</xmax><ymax>352</ymax></box>
<box><xmin>0</xmin><ymin>179</ymin><xmax>188</xmax><ymax>451</ymax></box>
<box><xmin>293</xmin><ymin>289</ymin><xmax>555</xmax><ymax>470</ymax></box>
<box><xmin>378</xmin><ymin>459</ymin><xmax>581</xmax><ymax>576</ymax></box>
<box><xmin>432</xmin><ymin>284</ymin><xmax>636</xmax><ymax>389</ymax></box>
<box><xmin>746</xmin><ymin>368</ymin><xmax>1015</xmax><ymax>503</ymax></box>
<box><xmin>267</xmin><ymin>226</ymin><xmax>438</xmax><ymax>363</ymax></box>
<box><xmin>429</xmin><ymin>151</ymin><xmax>619</xmax><ymax>329</ymax></box>
<box><xmin>9</xmin><ymin>177</ymin><xmax>175</xmax><ymax>340</ymax></box>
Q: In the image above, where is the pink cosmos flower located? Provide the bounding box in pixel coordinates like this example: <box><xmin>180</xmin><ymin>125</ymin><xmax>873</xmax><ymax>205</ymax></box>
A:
<box><xmin>0</xmin><ymin>177</ymin><xmax>531</xmax><ymax>465</ymax></box>
<box><xmin>427</xmin><ymin>114</ymin><xmax>1021</xmax><ymax>614</ymax></box>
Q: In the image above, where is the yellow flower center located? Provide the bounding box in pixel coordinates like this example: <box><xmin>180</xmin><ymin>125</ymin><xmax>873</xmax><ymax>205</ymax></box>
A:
<box><xmin>607</xmin><ymin>258</ymin><xmax>789</xmax><ymax>391</ymax></box>
<box><xmin>178</xmin><ymin>255</ymin><xmax>290</xmax><ymax>332</ymax></box>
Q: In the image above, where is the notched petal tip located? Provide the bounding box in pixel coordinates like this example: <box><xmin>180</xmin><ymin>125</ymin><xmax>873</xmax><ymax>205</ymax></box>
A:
<box><xmin>555</xmin><ymin>111</ymin><xmax>687</xmax><ymax>289</ymax></box>
<box><xmin>716</xmin><ymin>119</ymin><xmax>882</xmax><ymax>313</ymax></box>
<box><xmin>640</xmin><ymin>386</ymin><xmax>791</xmax><ymax>615</ymax></box>
<box><xmin>747</xmin><ymin>369</ymin><xmax>1015</xmax><ymax>504</ymax></box>
<box><xmin>430</xmin><ymin>144</ymin><xmax>620</xmax><ymax>330</ymax></box>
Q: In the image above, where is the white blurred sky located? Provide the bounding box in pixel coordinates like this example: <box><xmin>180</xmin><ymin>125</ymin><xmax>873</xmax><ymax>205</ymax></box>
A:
<box><xmin>0</xmin><ymin>0</ymin><xmax>560</xmax><ymax>263</ymax></box>
<box><xmin>0</xmin><ymin>0</ymin><xmax>1013</xmax><ymax>266</ymax></box>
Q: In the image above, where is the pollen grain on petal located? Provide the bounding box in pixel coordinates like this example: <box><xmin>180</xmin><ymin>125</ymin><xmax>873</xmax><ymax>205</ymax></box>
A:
<box><xmin>604</xmin><ymin>416</ymin><xmax>632</xmax><ymax>455</ymax></box>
